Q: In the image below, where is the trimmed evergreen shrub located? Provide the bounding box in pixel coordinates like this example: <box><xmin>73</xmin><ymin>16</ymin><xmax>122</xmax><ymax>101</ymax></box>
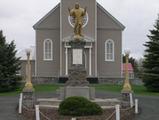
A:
<box><xmin>58</xmin><ymin>96</ymin><xmax>103</xmax><ymax>116</ymax></box>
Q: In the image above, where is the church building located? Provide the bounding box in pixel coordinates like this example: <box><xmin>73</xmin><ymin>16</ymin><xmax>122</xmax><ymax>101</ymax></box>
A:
<box><xmin>32</xmin><ymin>0</ymin><xmax>125</xmax><ymax>83</ymax></box>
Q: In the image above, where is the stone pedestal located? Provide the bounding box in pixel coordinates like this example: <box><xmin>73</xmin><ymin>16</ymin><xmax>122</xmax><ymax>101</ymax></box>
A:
<box><xmin>23</xmin><ymin>91</ymin><xmax>34</xmax><ymax>108</ymax></box>
<box><xmin>59</xmin><ymin>86</ymin><xmax>95</xmax><ymax>100</ymax></box>
<box><xmin>65</xmin><ymin>66</ymin><xmax>89</xmax><ymax>86</ymax></box>
<box><xmin>66</xmin><ymin>39</ymin><xmax>88</xmax><ymax>85</ymax></box>
<box><xmin>122</xmin><ymin>92</ymin><xmax>130</xmax><ymax>101</ymax></box>
<box><xmin>23</xmin><ymin>88</ymin><xmax>34</xmax><ymax>108</ymax></box>
<box><xmin>121</xmin><ymin>92</ymin><xmax>134</xmax><ymax>108</ymax></box>
<box><xmin>22</xmin><ymin>50</ymin><xmax>35</xmax><ymax>108</ymax></box>
<box><xmin>60</xmin><ymin>38</ymin><xmax>95</xmax><ymax>100</ymax></box>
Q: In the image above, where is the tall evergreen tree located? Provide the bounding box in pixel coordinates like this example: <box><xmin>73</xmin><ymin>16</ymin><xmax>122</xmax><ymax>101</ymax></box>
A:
<box><xmin>143</xmin><ymin>15</ymin><xmax>159</xmax><ymax>92</ymax></box>
<box><xmin>0</xmin><ymin>30</ymin><xmax>21</xmax><ymax>92</ymax></box>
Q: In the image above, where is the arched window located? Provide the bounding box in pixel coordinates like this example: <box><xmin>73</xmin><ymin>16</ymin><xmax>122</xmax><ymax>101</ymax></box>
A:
<box><xmin>43</xmin><ymin>39</ymin><xmax>53</xmax><ymax>60</ymax></box>
<box><xmin>105</xmin><ymin>39</ymin><xmax>114</xmax><ymax>61</ymax></box>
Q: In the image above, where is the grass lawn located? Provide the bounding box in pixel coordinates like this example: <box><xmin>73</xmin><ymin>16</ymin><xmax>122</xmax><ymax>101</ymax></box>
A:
<box><xmin>0</xmin><ymin>90</ymin><xmax>21</xmax><ymax>96</ymax></box>
<box><xmin>0</xmin><ymin>84</ymin><xmax>63</xmax><ymax>96</ymax></box>
<box><xmin>34</xmin><ymin>84</ymin><xmax>63</xmax><ymax>92</ymax></box>
<box><xmin>92</xmin><ymin>84</ymin><xmax>159</xmax><ymax>96</ymax></box>
<box><xmin>0</xmin><ymin>84</ymin><xmax>159</xmax><ymax>96</ymax></box>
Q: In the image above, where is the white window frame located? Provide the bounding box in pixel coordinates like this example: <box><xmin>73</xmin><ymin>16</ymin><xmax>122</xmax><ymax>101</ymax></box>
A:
<box><xmin>105</xmin><ymin>39</ymin><xmax>114</xmax><ymax>61</ymax></box>
<box><xmin>43</xmin><ymin>39</ymin><xmax>53</xmax><ymax>61</ymax></box>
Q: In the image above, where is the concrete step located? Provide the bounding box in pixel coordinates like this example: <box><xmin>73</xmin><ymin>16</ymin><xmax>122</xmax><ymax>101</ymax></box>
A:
<box><xmin>92</xmin><ymin>98</ymin><xmax>121</xmax><ymax>106</ymax></box>
<box><xmin>37</xmin><ymin>98</ymin><xmax>62</xmax><ymax>106</ymax></box>
<box><xmin>39</xmin><ymin>105</ymin><xmax>59</xmax><ymax>108</ymax></box>
<box><xmin>37</xmin><ymin>98</ymin><xmax>121</xmax><ymax>108</ymax></box>
<box><xmin>39</xmin><ymin>104</ymin><xmax>115</xmax><ymax>109</ymax></box>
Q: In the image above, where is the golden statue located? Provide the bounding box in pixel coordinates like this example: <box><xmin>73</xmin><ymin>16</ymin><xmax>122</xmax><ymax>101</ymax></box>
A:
<box><xmin>68</xmin><ymin>3</ymin><xmax>87</xmax><ymax>40</ymax></box>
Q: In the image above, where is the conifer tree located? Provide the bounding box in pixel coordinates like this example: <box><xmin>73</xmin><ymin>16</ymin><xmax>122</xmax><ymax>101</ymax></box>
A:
<box><xmin>143</xmin><ymin>15</ymin><xmax>159</xmax><ymax>92</ymax></box>
<box><xmin>0</xmin><ymin>30</ymin><xmax>21</xmax><ymax>92</ymax></box>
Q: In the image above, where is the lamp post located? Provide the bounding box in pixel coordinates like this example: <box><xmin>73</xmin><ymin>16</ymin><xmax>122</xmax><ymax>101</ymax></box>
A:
<box><xmin>122</xmin><ymin>50</ymin><xmax>132</xmax><ymax>93</ymax></box>
<box><xmin>23</xmin><ymin>49</ymin><xmax>34</xmax><ymax>92</ymax></box>
<box><xmin>121</xmin><ymin>50</ymin><xmax>133</xmax><ymax>104</ymax></box>
<box><xmin>22</xmin><ymin>48</ymin><xmax>34</xmax><ymax>108</ymax></box>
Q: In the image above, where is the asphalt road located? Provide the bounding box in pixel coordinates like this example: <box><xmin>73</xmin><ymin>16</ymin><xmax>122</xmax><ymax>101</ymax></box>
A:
<box><xmin>0</xmin><ymin>92</ymin><xmax>158</xmax><ymax>120</ymax></box>
<box><xmin>0</xmin><ymin>96</ymin><xmax>19</xmax><ymax>120</ymax></box>
<box><xmin>135</xmin><ymin>95</ymin><xmax>159</xmax><ymax>120</ymax></box>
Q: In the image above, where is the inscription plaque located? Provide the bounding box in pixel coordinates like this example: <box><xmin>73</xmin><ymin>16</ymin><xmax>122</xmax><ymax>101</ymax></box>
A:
<box><xmin>73</xmin><ymin>49</ymin><xmax>82</xmax><ymax>65</ymax></box>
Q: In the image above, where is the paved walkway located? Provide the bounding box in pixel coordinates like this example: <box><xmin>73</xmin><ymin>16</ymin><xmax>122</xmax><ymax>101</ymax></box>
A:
<box><xmin>0</xmin><ymin>96</ymin><xmax>19</xmax><ymax>120</ymax></box>
<box><xmin>0</xmin><ymin>92</ymin><xmax>159</xmax><ymax>120</ymax></box>
<box><xmin>135</xmin><ymin>95</ymin><xmax>159</xmax><ymax>120</ymax></box>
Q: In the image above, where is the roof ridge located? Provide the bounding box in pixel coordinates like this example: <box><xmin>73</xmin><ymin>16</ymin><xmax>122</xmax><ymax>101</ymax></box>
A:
<box><xmin>97</xmin><ymin>2</ymin><xmax>125</xmax><ymax>30</ymax></box>
<box><xmin>33</xmin><ymin>3</ymin><xmax>60</xmax><ymax>29</ymax></box>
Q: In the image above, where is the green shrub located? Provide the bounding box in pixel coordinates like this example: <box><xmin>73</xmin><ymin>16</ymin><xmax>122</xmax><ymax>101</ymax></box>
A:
<box><xmin>58</xmin><ymin>96</ymin><xmax>103</xmax><ymax>116</ymax></box>
<box><xmin>0</xmin><ymin>75</ymin><xmax>22</xmax><ymax>92</ymax></box>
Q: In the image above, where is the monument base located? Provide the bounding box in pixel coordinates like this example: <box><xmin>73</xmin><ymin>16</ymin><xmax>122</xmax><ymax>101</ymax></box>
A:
<box><xmin>121</xmin><ymin>92</ymin><xmax>134</xmax><ymax>108</ymax></box>
<box><xmin>59</xmin><ymin>86</ymin><xmax>95</xmax><ymax>100</ymax></box>
<box><xmin>66</xmin><ymin>65</ymin><xmax>89</xmax><ymax>86</ymax></box>
<box><xmin>22</xmin><ymin>91</ymin><xmax>34</xmax><ymax>108</ymax></box>
<box><xmin>121</xmin><ymin>92</ymin><xmax>133</xmax><ymax>101</ymax></box>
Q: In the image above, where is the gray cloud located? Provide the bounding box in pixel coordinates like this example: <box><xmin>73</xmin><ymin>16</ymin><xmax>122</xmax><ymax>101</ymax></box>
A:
<box><xmin>0</xmin><ymin>0</ymin><xmax>159</xmax><ymax>59</ymax></box>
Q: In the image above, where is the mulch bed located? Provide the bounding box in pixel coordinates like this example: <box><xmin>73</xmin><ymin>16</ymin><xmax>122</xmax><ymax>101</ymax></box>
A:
<box><xmin>19</xmin><ymin>107</ymin><xmax>135</xmax><ymax>120</ymax></box>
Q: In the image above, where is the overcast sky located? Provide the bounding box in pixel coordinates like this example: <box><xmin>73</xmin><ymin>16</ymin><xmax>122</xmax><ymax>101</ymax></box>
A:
<box><xmin>0</xmin><ymin>0</ymin><xmax>159</xmax><ymax>59</ymax></box>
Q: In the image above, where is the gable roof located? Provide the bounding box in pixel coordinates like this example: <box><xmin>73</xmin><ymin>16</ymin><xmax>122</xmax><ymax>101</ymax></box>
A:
<box><xmin>33</xmin><ymin>2</ymin><xmax>125</xmax><ymax>30</ymax></box>
<box><xmin>33</xmin><ymin>3</ymin><xmax>60</xmax><ymax>29</ymax></box>
<box><xmin>97</xmin><ymin>3</ymin><xmax>125</xmax><ymax>30</ymax></box>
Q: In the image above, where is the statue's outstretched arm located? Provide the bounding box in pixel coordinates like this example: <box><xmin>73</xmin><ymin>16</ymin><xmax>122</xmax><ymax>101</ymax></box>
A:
<box><xmin>84</xmin><ymin>7</ymin><xmax>87</xmax><ymax>15</ymax></box>
<box><xmin>68</xmin><ymin>7</ymin><xmax>71</xmax><ymax>15</ymax></box>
